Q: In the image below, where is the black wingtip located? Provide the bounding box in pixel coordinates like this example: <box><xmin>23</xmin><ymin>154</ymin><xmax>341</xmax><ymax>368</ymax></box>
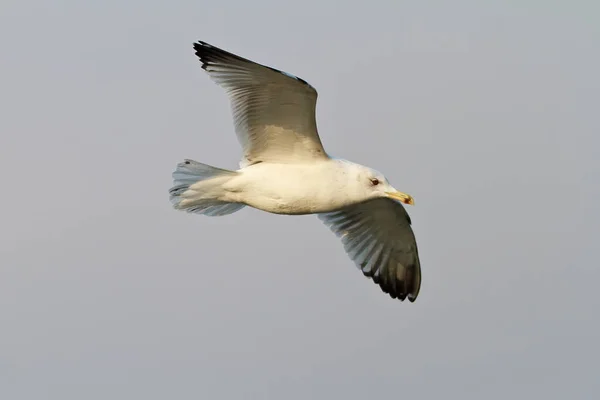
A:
<box><xmin>193</xmin><ymin>40</ymin><xmax>212</xmax><ymax>51</ymax></box>
<box><xmin>192</xmin><ymin>40</ymin><xmax>249</xmax><ymax>69</ymax></box>
<box><xmin>190</xmin><ymin>40</ymin><xmax>314</xmax><ymax>89</ymax></box>
<box><xmin>368</xmin><ymin>267</ymin><xmax>419</xmax><ymax>302</ymax></box>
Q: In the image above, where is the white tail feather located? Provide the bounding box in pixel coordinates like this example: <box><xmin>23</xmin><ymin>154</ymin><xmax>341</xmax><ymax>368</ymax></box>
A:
<box><xmin>169</xmin><ymin>159</ymin><xmax>245</xmax><ymax>216</ymax></box>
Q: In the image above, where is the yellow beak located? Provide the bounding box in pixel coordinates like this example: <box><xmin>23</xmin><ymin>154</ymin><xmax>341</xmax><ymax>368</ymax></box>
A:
<box><xmin>385</xmin><ymin>191</ymin><xmax>415</xmax><ymax>205</ymax></box>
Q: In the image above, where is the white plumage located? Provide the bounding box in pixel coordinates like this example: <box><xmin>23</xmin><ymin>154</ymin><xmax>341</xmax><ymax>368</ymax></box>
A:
<box><xmin>169</xmin><ymin>41</ymin><xmax>422</xmax><ymax>301</ymax></box>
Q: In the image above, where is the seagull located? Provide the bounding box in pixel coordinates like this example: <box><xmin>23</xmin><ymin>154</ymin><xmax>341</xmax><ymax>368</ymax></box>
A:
<box><xmin>170</xmin><ymin>41</ymin><xmax>422</xmax><ymax>302</ymax></box>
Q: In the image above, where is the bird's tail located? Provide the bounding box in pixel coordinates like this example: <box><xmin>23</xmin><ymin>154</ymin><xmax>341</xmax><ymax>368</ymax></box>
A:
<box><xmin>169</xmin><ymin>159</ymin><xmax>245</xmax><ymax>216</ymax></box>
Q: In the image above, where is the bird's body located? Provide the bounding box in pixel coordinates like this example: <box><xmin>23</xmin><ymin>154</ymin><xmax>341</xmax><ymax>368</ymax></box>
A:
<box><xmin>170</xmin><ymin>41</ymin><xmax>423</xmax><ymax>302</ymax></box>
<box><xmin>191</xmin><ymin>159</ymin><xmax>383</xmax><ymax>215</ymax></box>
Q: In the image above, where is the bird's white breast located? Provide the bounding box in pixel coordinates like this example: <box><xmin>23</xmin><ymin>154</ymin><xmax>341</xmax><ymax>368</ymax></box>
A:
<box><xmin>223</xmin><ymin>160</ymin><xmax>364</xmax><ymax>215</ymax></box>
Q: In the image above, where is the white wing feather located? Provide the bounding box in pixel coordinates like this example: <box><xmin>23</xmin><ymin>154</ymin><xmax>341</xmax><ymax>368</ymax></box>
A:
<box><xmin>318</xmin><ymin>198</ymin><xmax>422</xmax><ymax>301</ymax></box>
<box><xmin>193</xmin><ymin>41</ymin><xmax>328</xmax><ymax>167</ymax></box>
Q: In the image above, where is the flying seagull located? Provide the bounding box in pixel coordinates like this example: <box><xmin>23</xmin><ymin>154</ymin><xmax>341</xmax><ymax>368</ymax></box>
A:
<box><xmin>169</xmin><ymin>41</ymin><xmax>422</xmax><ymax>302</ymax></box>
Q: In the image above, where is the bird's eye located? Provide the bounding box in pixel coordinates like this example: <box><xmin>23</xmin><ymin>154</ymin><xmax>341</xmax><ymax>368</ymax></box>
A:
<box><xmin>370</xmin><ymin>178</ymin><xmax>380</xmax><ymax>186</ymax></box>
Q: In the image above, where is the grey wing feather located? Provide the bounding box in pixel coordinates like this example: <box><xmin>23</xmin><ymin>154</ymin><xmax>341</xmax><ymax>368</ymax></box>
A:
<box><xmin>193</xmin><ymin>41</ymin><xmax>327</xmax><ymax>166</ymax></box>
<box><xmin>318</xmin><ymin>198</ymin><xmax>422</xmax><ymax>302</ymax></box>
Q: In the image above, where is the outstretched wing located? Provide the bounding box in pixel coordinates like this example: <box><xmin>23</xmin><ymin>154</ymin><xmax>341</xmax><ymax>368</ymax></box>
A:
<box><xmin>318</xmin><ymin>198</ymin><xmax>422</xmax><ymax>301</ymax></box>
<box><xmin>193</xmin><ymin>41</ymin><xmax>328</xmax><ymax>166</ymax></box>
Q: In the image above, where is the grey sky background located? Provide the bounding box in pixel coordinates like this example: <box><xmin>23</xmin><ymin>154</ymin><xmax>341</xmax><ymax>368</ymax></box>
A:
<box><xmin>1</xmin><ymin>1</ymin><xmax>598</xmax><ymax>399</ymax></box>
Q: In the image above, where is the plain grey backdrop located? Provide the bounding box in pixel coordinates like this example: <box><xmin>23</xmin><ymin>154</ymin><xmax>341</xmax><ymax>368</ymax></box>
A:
<box><xmin>1</xmin><ymin>1</ymin><xmax>598</xmax><ymax>399</ymax></box>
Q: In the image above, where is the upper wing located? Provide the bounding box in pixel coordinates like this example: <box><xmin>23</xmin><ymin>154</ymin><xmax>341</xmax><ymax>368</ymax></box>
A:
<box><xmin>318</xmin><ymin>198</ymin><xmax>422</xmax><ymax>302</ymax></box>
<box><xmin>193</xmin><ymin>41</ymin><xmax>328</xmax><ymax>166</ymax></box>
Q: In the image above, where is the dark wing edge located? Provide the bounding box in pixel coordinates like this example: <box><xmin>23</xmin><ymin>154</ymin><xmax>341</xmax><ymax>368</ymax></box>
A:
<box><xmin>192</xmin><ymin>41</ymin><xmax>317</xmax><ymax>92</ymax></box>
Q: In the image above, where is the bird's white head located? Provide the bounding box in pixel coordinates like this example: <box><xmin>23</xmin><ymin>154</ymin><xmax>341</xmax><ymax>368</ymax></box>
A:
<box><xmin>349</xmin><ymin>163</ymin><xmax>415</xmax><ymax>206</ymax></box>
